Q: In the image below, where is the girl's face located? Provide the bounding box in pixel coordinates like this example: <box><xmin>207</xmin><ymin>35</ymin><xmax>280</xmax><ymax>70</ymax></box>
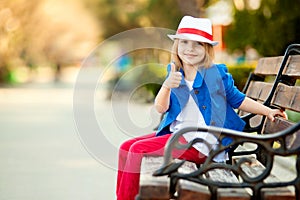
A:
<box><xmin>177</xmin><ymin>39</ymin><xmax>206</xmax><ymax>67</ymax></box>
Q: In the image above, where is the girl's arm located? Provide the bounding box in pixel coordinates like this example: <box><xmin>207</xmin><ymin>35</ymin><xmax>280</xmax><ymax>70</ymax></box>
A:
<box><xmin>154</xmin><ymin>63</ymin><xmax>182</xmax><ymax>113</ymax></box>
<box><xmin>154</xmin><ymin>86</ymin><xmax>171</xmax><ymax>113</ymax></box>
<box><xmin>238</xmin><ymin>97</ymin><xmax>288</xmax><ymax>121</ymax></box>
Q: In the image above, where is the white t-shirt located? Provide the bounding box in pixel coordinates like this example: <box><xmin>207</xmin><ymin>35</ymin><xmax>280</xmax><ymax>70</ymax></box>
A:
<box><xmin>170</xmin><ymin>79</ymin><xmax>227</xmax><ymax>162</ymax></box>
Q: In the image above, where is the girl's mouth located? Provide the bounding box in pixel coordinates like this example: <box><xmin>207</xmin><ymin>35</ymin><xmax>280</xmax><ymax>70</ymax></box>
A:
<box><xmin>185</xmin><ymin>54</ymin><xmax>197</xmax><ymax>57</ymax></box>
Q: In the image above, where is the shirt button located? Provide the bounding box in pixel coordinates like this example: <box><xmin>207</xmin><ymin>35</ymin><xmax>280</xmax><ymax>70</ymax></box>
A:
<box><xmin>211</xmin><ymin>121</ymin><xmax>216</xmax><ymax>125</ymax></box>
<box><xmin>194</xmin><ymin>90</ymin><xmax>199</xmax><ymax>94</ymax></box>
<box><xmin>202</xmin><ymin>105</ymin><xmax>206</xmax><ymax>110</ymax></box>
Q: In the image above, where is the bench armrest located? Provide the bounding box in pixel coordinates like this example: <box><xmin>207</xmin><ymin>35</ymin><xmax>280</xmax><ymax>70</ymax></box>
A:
<box><xmin>154</xmin><ymin>121</ymin><xmax>300</xmax><ymax>190</ymax></box>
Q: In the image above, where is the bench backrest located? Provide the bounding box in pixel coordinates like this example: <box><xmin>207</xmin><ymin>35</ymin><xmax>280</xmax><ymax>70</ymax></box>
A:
<box><xmin>239</xmin><ymin>46</ymin><xmax>300</xmax><ymax>148</ymax></box>
<box><xmin>262</xmin><ymin>54</ymin><xmax>300</xmax><ymax>149</ymax></box>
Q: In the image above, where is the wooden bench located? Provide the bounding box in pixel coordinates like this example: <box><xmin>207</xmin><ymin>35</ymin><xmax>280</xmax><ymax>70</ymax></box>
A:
<box><xmin>136</xmin><ymin>44</ymin><xmax>300</xmax><ymax>200</ymax></box>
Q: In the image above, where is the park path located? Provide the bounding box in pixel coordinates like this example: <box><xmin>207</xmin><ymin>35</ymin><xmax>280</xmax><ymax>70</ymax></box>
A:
<box><xmin>0</xmin><ymin>82</ymin><xmax>160</xmax><ymax>200</ymax></box>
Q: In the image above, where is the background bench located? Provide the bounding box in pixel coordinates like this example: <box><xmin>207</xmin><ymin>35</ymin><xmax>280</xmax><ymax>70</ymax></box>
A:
<box><xmin>136</xmin><ymin>44</ymin><xmax>300</xmax><ymax>200</ymax></box>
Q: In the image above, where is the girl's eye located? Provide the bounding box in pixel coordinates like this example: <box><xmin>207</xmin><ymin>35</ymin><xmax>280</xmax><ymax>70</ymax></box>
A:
<box><xmin>180</xmin><ymin>40</ymin><xmax>188</xmax><ymax>44</ymax></box>
<box><xmin>197</xmin><ymin>42</ymin><xmax>203</xmax><ymax>46</ymax></box>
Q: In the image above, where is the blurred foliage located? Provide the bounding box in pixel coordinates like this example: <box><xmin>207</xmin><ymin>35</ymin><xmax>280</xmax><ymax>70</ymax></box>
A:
<box><xmin>225</xmin><ymin>0</ymin><xmax>300</xmax><ymax>56</ymax></box>
<box><xmin>0</xmin><ymin>0</ymin><xmax>99</xmax><ymax>83</ymax></box>
<box><xmin>107</xmin><ymin>48</ymin><xmax>169</xmax><ymax>102</ymax></box>
<box><xmin>85</xmin><ymin>0</ymin><xmax>184</xmax><ymax>38</ymax></box>
<box><xmin>1</xmin><ymin>0</ymin><xmax>299</xmax><ymax>85</ymax></box>
<box><xmin>227</xmin><ymin>62</ymin><xmax>256</xmax><ymax>91</ymax></box>
<box><xmin>286</xmin><ymin>110</ymin><xmax>300</xmax><ymax>123</ymax></box>
<box><xmin>138</xmin><ymin>62</ymin><xmax>166</xmax><ymax>91</ymax></box>
<box><xmin>132</xmin><ymin>62</ymin><xmax>166</xmax><ymax>103</ymax></box>
<box><xmin>1</xmin><ymin>0</ymin><xmax>209</xmax><ymax>83</ymax></box>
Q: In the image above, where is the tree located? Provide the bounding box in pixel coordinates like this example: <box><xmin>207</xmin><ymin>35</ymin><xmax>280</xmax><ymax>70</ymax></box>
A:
<box><xmin>85</xmin><ymin>0</ymin><xmax>209</xmax><ymax>39</ymax></box>
<box><xmin>0</xmin><ymin>0</ymin><xmax>100</xmax><ymax>83</ymax></box>
<box><xmin>0</xmin><ymin>0</ymin><xmax>39</xmax><ymax>82</ymax></box>
<box><xmin>85</xmin><ymin>0</ymin><xmax>182</xmax><ymax>38</ymax></box>
<box><xmin>32</xmin><ymin>0</ymin><xmax>100</xmax><ymax>76</ymax></box>
<box><xmin>225</xmin><ymin>0</ymin><xmax>300</xmax><ymax>56</ymax></box>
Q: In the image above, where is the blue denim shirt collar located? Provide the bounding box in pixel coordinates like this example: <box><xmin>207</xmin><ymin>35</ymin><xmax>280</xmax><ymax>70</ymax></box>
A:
<box><xmin>178</xmin><ymin>67</ymin><xmax>205</xmax><ymax>88</ymax></box>
<box><xmin>194</xmin><ymin>68</ymin><xmax>205</xmax><ymax>88</ymax></box>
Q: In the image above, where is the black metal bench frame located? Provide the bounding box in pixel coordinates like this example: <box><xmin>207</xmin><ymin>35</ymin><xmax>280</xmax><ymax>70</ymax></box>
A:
<box><xmin>153</xmin><ymin>123</ymin><xmax>300</xmax><ymax>200</ymax></box>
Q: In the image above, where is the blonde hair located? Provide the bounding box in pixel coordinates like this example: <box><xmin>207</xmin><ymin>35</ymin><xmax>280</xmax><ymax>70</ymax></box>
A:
<box><xmin>170</xmin><ymin>39</ymin><xmax>215</xmax><ymax>70</ymax></box>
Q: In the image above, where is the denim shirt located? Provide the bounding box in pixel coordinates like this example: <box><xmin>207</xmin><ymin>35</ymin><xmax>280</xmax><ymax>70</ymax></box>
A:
<box><xmin>156</xmin><ymin>63</ymin><xmax>246</xmax><ymax>136</ymax></box>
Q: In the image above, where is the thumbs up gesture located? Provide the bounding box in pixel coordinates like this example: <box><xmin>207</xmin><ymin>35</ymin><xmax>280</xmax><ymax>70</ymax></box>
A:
<box><xmin>163</xmin><ymin>63</ymin><xmax>182</xmax><ymax>89</ymax></box>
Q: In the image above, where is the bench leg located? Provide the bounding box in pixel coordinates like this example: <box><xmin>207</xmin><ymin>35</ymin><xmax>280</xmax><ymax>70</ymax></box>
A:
<box><xmin>293</xmin><ymin>182</ymin><xmax>300</xmax><ymax>200</ymax></box>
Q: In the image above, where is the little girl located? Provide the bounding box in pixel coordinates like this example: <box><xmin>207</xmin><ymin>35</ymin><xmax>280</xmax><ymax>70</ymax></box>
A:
<box><xmin>116</xmin><ymin>16</ymin><xmax>287</xmax><ymax>200</ymax></box>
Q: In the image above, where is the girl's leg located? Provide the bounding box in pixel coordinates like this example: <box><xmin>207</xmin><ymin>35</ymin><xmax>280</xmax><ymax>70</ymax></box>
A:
<box><xmin>116</xmin><ymin>133</ymin><xmax>156</xmax><ymax>196</ymax></box>
<box><xmin>117</xmin><ymin>133</ymin><xmax>206</xmax><ymax>200</ymax></box>
<box><xmin>173</xmin><ymin>136</ymin><xmax>207</xmax><ymax>163</ymax></box>
<box><xmin>117</xmin><ymin>133</ymin><xmax>169</xmax><ymax>200</ymax></box>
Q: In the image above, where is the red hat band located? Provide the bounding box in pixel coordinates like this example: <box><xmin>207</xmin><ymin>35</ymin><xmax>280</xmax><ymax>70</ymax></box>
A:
<box><xmin>177</xmin><ymin>28</ymin><xmax>213</xmax><ymax>41</ymax></box>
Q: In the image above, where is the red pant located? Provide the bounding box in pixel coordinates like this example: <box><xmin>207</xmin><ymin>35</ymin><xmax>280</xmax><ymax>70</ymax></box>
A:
<box><xmin>116</xmin><ymin>132</ymin><xmax>206</xmax><ymax>200</ymax></box>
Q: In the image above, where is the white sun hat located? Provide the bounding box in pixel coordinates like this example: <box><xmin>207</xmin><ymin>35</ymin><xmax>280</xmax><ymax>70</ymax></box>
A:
<box><xmin>168</xmin><ymin>16</ymin><xmax>218</xmax><ymax>46</ymax></box>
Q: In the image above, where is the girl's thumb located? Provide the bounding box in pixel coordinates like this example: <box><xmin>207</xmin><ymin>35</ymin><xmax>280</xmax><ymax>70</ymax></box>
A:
<box><xmin>170</xmin><ymin>63</ymin><xmax>177</xmax><ymax>72</ymax></box>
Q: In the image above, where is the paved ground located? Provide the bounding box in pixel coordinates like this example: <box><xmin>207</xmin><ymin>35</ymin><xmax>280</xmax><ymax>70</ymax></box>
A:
<box><xmin>0</xmin><ymin>81</ymin><xmax>296</xmax><ymax>200</ymax></box>
<box><xmin>0</xmin><ymin>82</ymin><xmax>160</xmax><ymax>200</ymax></box>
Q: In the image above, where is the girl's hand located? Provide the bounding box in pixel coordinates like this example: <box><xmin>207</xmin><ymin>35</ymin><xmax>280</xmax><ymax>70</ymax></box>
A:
<box><xmin>267</xmin><ymin>109</ymin><xmax>288</xmax><ymax>122</ymax></box>
<box><xmin>163</xmin><ymin>63</ymin><xmax>182</xmax><ymax>89</ymax></box>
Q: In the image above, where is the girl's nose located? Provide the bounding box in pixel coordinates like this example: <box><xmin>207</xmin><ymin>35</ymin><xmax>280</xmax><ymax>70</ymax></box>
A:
<box><xmin>187</xmin><ymin>42</ymin><xmax>195</xmax><ymax>50</ymax></box>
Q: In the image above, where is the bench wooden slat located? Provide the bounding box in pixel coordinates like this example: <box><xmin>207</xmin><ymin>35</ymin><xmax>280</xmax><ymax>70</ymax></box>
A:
<box><xmin>239</xmin><ymin>110</ymin><xmax>264</xmax><ymax>128</ymax></box>
<box><xmin>139</xmin><ymin>157</ymin><xmax>210</xmax><ymax>200</ymax></box>
<box><xmin>206</xmin><ymin>169</ymin><xmax>251</xmax><ymax>200</ymax></box>
<box><xmin>217</xmin><ymin>189</ymin><xmax>251</xmax><ymax>200</ymax></box>
<box><xmin>254</xmin><ymin>55</ymin><xmax>300</xmax><ymax>77</ymax></box>
<box><xmin>255</xmin><ymin>56</ymin><xmax>283</xmax><ymax>75</ymax></box>
<box><xmin>263</xmin><ymin>118</ymin><xmax>294</xmax><ymax>134</ymax></box>
<box><xmin>246</xmin><ymin>82</ymin><xmax>273</xmax><ymax>101</ymax></box>
<box><xmin>261</xmin><ymin>189</ymin><xmax>296</xmax><ymax>200</ymax></box>
<box><xmin>285</xmin><ymin>55</ymin><xmax>300</xmax><ymax>77</ymax></box>
<box><xmin>177</xmin><ymin>165</ymin><xmax>251</xmax><ymax>200</ymax></box>
<box><xmin>139</xmin><ymin>156</ymin><xmax>170</xmax><ymax>200</ymax></box>
<box><xmin>176</xmin><ymin>161</ymin><xmax>211</xmax><ymax>200</ymax></box>
<box><xmin>177</xmin><ymin>168</ymin><xmax>251</xmax><ymax>200</ymax></box>
<box><xmin>235</xmin><ymin>157</ymin><xmax>295</xmax><ymax>200</ymax></box>
<box><xmin>177</xmin><ymin>179</ymin><xmax>211</xmax><ymax>200</ymax></box>
<box><xmin>263</xmin><ymin>118</ymin><xmax>300</xmax><ymax>150</ymax></box>
<box><xmin>272</xmin><ymin>83</ymin><xmax>300</xmax><ymax>112</ymax></box>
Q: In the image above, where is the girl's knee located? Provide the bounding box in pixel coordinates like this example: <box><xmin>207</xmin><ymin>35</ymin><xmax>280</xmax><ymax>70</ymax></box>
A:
<box><xmin>128</xmin><ymin>141</ymin><xmax>143</xmax><ymax>154</ymax></box>
<box><xmin>119</xmin><ymin>138</ymin><xmax>135</xmax><ymax>152</ymax></box>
